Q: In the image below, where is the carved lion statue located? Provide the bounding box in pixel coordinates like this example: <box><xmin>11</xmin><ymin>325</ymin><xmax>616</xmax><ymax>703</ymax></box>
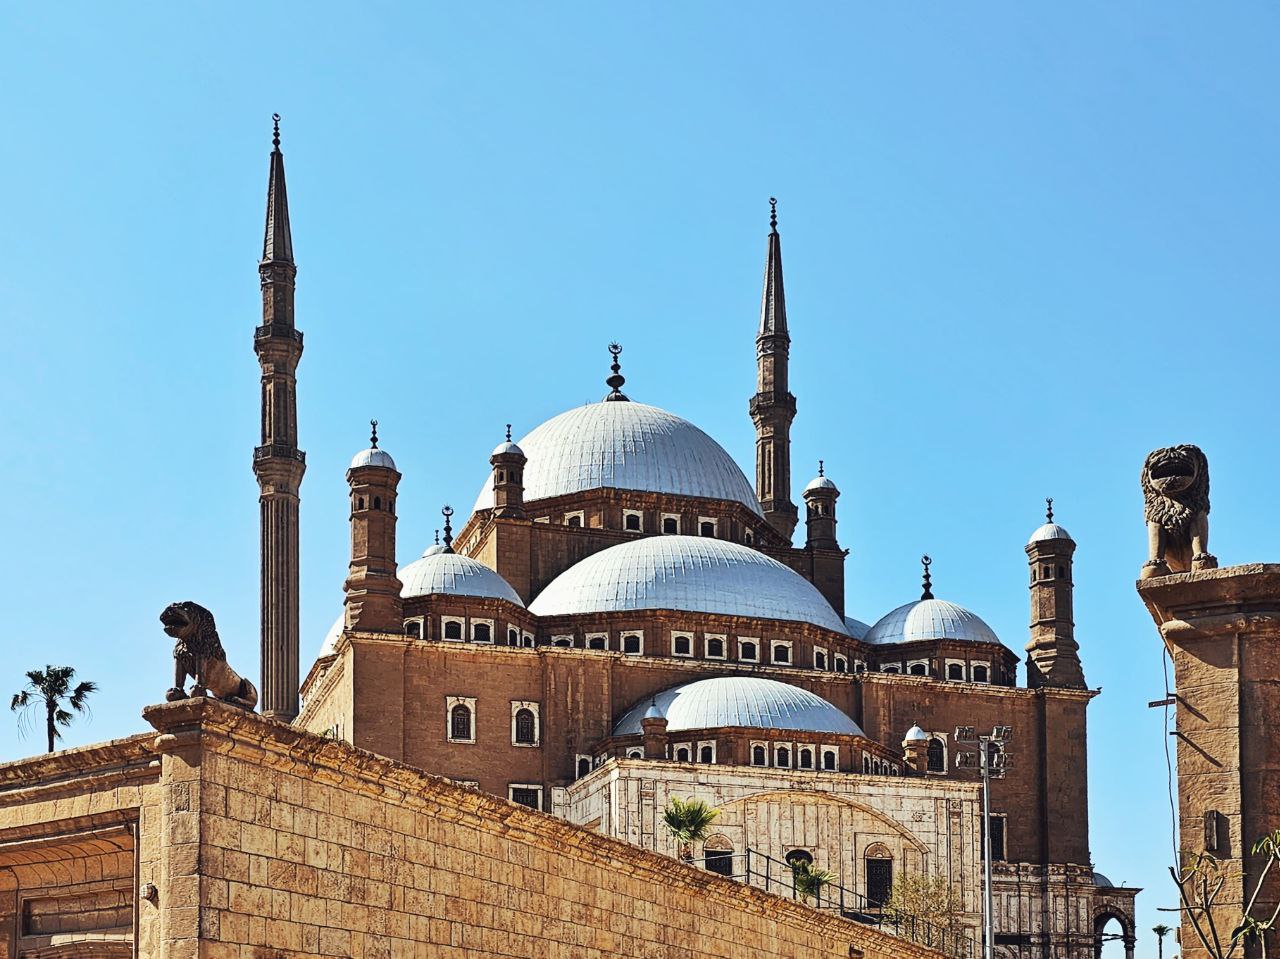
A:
<box><xmin>1141</xmin><ymin>444</ymin><xmax>1217</xmax><ymax>578</ymax></box>
<box><xmin>160</xmin><ymin>601</ymin><xmax>258</xmax><ymax>710</ymax></box>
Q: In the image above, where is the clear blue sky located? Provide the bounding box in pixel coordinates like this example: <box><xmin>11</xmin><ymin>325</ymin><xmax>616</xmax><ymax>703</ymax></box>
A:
<box><xmin>2</xmin><ymin>3</ymin><xmax>1276</xmax><ymax>952</ymax></box>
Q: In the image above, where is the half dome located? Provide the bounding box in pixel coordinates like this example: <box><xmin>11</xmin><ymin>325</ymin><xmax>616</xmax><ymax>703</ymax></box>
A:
<box><xmin>528</xmin><ymin>536</ymin><xmax>848</xmax><ymax>634</ymax></box>
<box><xmin>614</xmin><ymin>677</ymin><xmax>863</xmax><ymax>737</ymax></box>
<box><xmin>472</xmin><ymin>401</ymin><xmax>762</xmax><ymax>516</ymax></box>
<box><xmin>399</xmin><ymin>550</ymin><xmax>524</xmax><ymax>605</ymax></box>
<box><xmin>864</xmin><ymin>598</ymin><xmax>1001</xmax><ymax>646</ymax></box>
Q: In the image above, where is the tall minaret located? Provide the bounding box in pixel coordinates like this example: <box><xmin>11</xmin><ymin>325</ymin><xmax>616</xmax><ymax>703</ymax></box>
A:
<box><xmin>252</xmin><ymin>114</ymin><xmax>305</xmax><ymax>721</ymax></box>
<box><xmin>749</xmin><ymin>198</ymin><xmax>798</xmax><ymax>542</ymax></box>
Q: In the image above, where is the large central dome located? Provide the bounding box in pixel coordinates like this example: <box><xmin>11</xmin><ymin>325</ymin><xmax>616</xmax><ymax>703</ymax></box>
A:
<box><xmin>472</xmin><ymin>401</ymin><xmax>762</xmax><ymax>516</ymax></box>
<box><xmin>528</xmin><ymin>535</ymin><xmax>849</xmax><ymax>634</ymax></box>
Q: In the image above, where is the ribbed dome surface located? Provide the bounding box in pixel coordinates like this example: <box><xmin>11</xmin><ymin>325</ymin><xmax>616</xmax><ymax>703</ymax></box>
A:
<box><xmin>844</xmin><ymin>616</ymin><xmax>871</xmax><ymax>640</ymax></box>
<box><xmin>864</xmin><ymin>599</ymin><xmax>1001</xmax><ymax>646</ymax></box>
<box><xmin>399</xmin><ymin>551</ymin><xmax>524</xmax><ymax>605</ymax></box>
<box><xmin>614</xmin><ymin>677</ymin><xmax>863</xmax><ymax>736</ymax></box>
<box><xmin>528</xmin><ymin>536</ymin><xmax>848</xmax><ymax>634</ymax></box>
<box><xmin>472</xmin><ymin>401</ymin><xmax>762</xmax><ymax>516</ymax></box>
<box><xmin>1027</xmin><ymin>522</ymin><xmax>1073</xmax><ymax>545</ymax></box>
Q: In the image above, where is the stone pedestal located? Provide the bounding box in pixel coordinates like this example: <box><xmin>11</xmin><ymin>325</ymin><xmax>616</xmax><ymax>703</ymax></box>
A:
<box><xmin>1138</xmin><ymin>564</ymin><xmax>1280</xmax><ymax>959</ymax></box>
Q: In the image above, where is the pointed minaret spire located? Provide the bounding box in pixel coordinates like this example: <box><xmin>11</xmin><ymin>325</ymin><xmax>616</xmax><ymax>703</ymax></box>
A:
<box><xmin>750</xmin><ymin>197</ymin><xmax>798</xmax><ymax>542</ymax></box>
<box><xmin>921</xmin><ymin>555</ymin><xmax>934</xmax><ymax>600</ymax></box>
<box><xmin>253</xmin><ymin>112</ymin><xmax>305</xmax><ymax>722</ymax></box>
<box><xmin>262</xmin><ymin>114</ymin><xmax>294</xmax><ymax>266</ymax></box>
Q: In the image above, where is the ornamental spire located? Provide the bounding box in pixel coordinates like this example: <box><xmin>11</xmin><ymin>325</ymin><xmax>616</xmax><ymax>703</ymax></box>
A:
<box><xmin>759</xmin><ymin>197</ymin><xmax>787</xmax><ymax>337</ymax></box>
<box><xmin>262</xmin><ymin>113</ymin><xmax>294</xmax><ymax>265</ymax></box>
<box><xmin>370</xmin><ymin>419</ymin><xmax>379</xmax><ymax>449</ymax></box>
<box><xmin>441</xmin><ymin>505</ymin><xmax>455</xmax><ymax>553</ymax></box>
<box><xmin>921</xmin><ymin>555</ymin><xmax>934</xmax><ymax>600</ymax></box>
<box><xmin>1045</xmin><ymin>497</ymin><xmax>1054</xmax><ymax>523</ymax></box>
<box><xmin>604</xmin><ymin>342</ymin><xmax>629</xmax><ymax>401</ymax></box>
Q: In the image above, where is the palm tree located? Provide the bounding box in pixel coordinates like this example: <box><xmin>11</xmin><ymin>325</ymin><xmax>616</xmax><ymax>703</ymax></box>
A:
<box><xmin>661</xmin><ymin>796</ymin><xmax>719</xmax><ymax>861</ymax></box>
<box><xmin>10</xmin><ymin>666</ymin><xmax>97</xmax><ymax>753</ymax></box>
<box><xmin>1153</xmin><ymin>923</ymin><xmax>1173</xmax><ymax>959</ymax></box>
<box><xmin>792</xmin><ymin>860</ymin><xmax>838</xmax><ymax>903</ymax></box>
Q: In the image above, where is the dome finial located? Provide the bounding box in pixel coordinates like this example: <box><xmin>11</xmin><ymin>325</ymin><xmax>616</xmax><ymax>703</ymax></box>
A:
<box><xmin>818</xmin><ymin>459</ymin><xmax>824</xmax><ymax>477</ymax></box>
<box><xmin>441</xmin><ymin>505</ymin><xmax>455</xmax><ymax>553</ymax></box>
<box><xmin>370</xmin><ymin>419</ymin><xmax>379</xmax><ymax>449</ymax></box>
<box><xmin>769</xmin><ymin>196</ymin><xmax>778</xmax><ymax>233</ymax></box>
<box><xmin>1045</xmin><ymin>497</ymin><xmax>1054</xmax><ymax>523</ymax></box>
<box><xmin>604</xmin><ymin>342</ymin><xmax>629</xmax><ymax>401</ymax></box>
<box><xmin>272</xmin><ymin>113</ymin><xmax>281</xmax><ymax>151</ymax></box>
<box><xmin>505</xmin><ymin>423</ymin><xmax>512</xmax><ymax>442</ymax></box>
<box><xmin>921</xmin><ymin>554</ymin><xmax>934</xmax><ymax>600</ymax></box>
<box><xmin>434</xmin><ymin>529</ymin><xmax>440</xmax><ymax>545</ymax></box>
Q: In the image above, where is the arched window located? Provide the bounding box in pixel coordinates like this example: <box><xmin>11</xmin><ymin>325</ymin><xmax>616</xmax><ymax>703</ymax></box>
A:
<box><xmin>799</xmin><ymin>748</ymin><xmax>813</xmax><ymax>769</ymax></box>
<box><xmin>623</xmin><ymin>634</ymin><xmax>641</xmax><ymax>655</ymax></box>
<box><xmin>909</xmin><ymin>662</ymin><xmax>928</xmax><ymax>676</ymax></box>
<box><xmin>472</xmin><ymin>623</ymin><xmax>491</xmax><ymax>643</ymax></box>
<box><xmin>835</xmin><ymin>656</ymin><xmax>848</xmax><ymax>674</ymax></box>
<box><xmin>1043</xmin><ymin>564</ymin><xmax>1052</xmax><ymax>578</ymax></box>
<box><xmin>927</xmin><ymin>737</ymin><xmax>945</xmax><ymax>773</ymax></box>
<box><xmin>699</xmin><ymin>744</ymin><xmax>714</xmax><ymax>763</ymax></box>
<box><xmin>357</xmin><ymin>496</ymin><xmax>365</xmax><ymax>510</ymax></box>
<box><xmin>404</xmin><ymin>620</ymin><xmax>421</xmax><ymax>639</ymax></box>
<box><xmin>577</xmin><ymin>756</ymin><xmax>591</xmax><ymax>778</ymax></box>
<box><xmin>587</xmin><ymin>635</ymin><xmax>607</xmax><ymax>650</ymax></box>
<box><xmin>776</xmin><ymin>746</ymin><xmax>790</xmax><ymax>768</ymax></box>
<box><xmin>673</xmin><ymin>635</ymin><xmax>691</xmax><ymax>656</ymax></box>
<box><xmin>822</xmin><ymin>749</ymin><xmax>837</xmax><ymax>771</ymax></box>
<box><xmin>699</xmin><ymin>521</ymin><xmax>715</xmax><ymax>537</ymax></box>
<box><xmin>865</xmin><ymin>846</ymin><xmax>894</xmax><ymax>907</ymax></box>
<box><xmin>374</xmin><ymin>496</ymin><xmax>381</xmax><ymax>510</ymax></box>
<box><xmin>740</xmin><ymin>641</ymin><xmax>758</xmax><ymax>662</ymax></box>
<box><xmin>567</xmin><ymin>515</ymin><xmax>582</xmax><ymax>528</ymax></box>
<box><xmin>814</xmin><ymin>651</ymin><xmax>827</xmax><ymax>670</ymax></box>
<box><xmin>704</xmin><ymin>836</ymin><xmax>734</xmax><ymax>876</ymax></box>
<box><xmin>881</xmin><ymin>665</ymin><xmax>900</xmax><ymax>674</ymax></box>
<box><xmin>450</xmin><ymin>704</ymin><xmax>472</xmax><ymax>741</ymax></box>
<box><xmin>744</xmin><ymin>530</ymin><xmax>754</xmax><ymax>546</ymax></box>
<box><xmin>508</xmin><ymin>627</ymin><xmax>519</xmax><ymax>645</ymax></box>
<box><xmin>675</xmin><ymin>746</ymin><xmax>691</xmax><ymax>762</ymax></box>
<box><xmin>625</xmin><ymin>513</ymin><xmax>641</xmax><ymax>531</ymax></box>
<box><xmin>863</xmin><ymin>754</ymin><xmax>872</xmax><ymax>773</ymax></box>
<box><xmin>772</xmin><ymin>643</ymin><xmax>791</xmax><ymax>664</ymax></box>
<box><xmin>662</xmin><ymin>516</ymin><xmax>679</xmax><ymax>535</ymax></box>
<box><xmin>785</xmin><ymin>849</ymin><xmax>813</xmax><ymax>870</ymax></box>
<box><xmin>947</xmin><ymin>663</ymin><xmax>964</xmax><ymax>681</ymax></box>
<box><xmin>972</xmin><ymin>664</ymin><xmax>990</xmax><ymax>684</ymax></box>
<box><xmin>443</xmin><ymin>620</ymin><xmax>463</xmax><ymax>640</ymax></box>
<box><xmin>752</xmin><ymin>744</ymin><xmax>767</xmax><ymax>766</ymax></box>
<box><xmin>626</xmin><ymin>748</ymin><xmax>644</xmax><ymax>759</ymax></box>
<box><xmin>706</xmin><ymin>637</ymin><xmax>725</xmax><ymax>658</ymax></box>
<box><xmin>514</xmin><ymin>708</ymin><xmax>536</xmax><ymax>745</ymax></box>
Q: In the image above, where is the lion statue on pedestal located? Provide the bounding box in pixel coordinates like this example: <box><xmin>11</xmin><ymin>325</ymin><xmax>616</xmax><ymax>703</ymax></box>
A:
<box><xmin>1141</xmin><ymin>444</ymin><xmax>1217</xmax><ymax>578</ymax></box>
<box><xmin>160</xmin><ymin>601</ymin><xmax>258</xmax><ymax>710</ymax></box>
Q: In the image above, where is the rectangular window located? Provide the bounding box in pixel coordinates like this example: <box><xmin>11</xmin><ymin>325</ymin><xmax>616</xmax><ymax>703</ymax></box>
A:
<box><xmin>771</xmin><ymin>641</ymin><xmax>793</xmax><ymax>665</ymax></box>
<box><xmin>441</xmin><ymin>616</ymin><xmax>465</xmax><ymax>641</ymax></box>
<box><xmin>471</xmin><ymin>619</ymin><xmax>494</xmax><ymax>644</ymax></box>
<box><xmin>671</xmin><ymin>631</ymin><xmax>694</xmax><ymax>657</ymax></box>
<box><xmin>661</xmin><ymin>513</ymin><xmax>680</xmax><ymax>535</ymax></box>
<box><xmin>563</xmin><ymin>510</ymin><xmax>585</xmax><ymax>527</ymax></box>
<box><xmin>698</xmin><ymin>517</ymin><xmax>717</xmax><ymax>537</ymax></box>
<box><xmin>551</xmin><ymin>634</ymin><xmax>574</xmax><ymax>648</ymax></box>
<box><xmin>738</xmin><ymin>637</ymin><xmax>760</xmax><ymax>662</ymax></box>
<box><xmin>986</xmin><ymin>814</ymin><xmax>1008</xmax><ymax>861</ymax></box>
<box><xmin>509</xmin><ymin>785</ymin><xmax>542</xmax><ymax>811</ymax></box>
<box><xmin>621</xmin><ymin>631</ymin><xmax>644</xmax><ymax>655</ymax></box>
<box><xmin>866</xmin><ymin>858</ymin><xmax>893</xmax><ymax>907</ymax></box>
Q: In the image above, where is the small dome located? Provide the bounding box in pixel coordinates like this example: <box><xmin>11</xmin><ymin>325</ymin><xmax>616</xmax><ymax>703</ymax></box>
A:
<box><xmin>1027</xmin><ymin>523</ymin><xmax>1073</xmax><ymax>545</ymax></box>
<box><xmin>1092</xmin><ymin>871</ymin><xmax>1113</xmax><ymax>888</ymax></box>
<box><xmin>614</xmin><ymin>677</ymin><xmax>863</xmax><ymax>737</ymax></box>
<box><xmin>865</xmin><ymin>598</ymin><xmax>1001</xmax><ymax>646</ymax></box>
<box><xmin>904</xmin><ymin>724</ymin><xmax>928</xmax><ymax>743</ymax></box>
<box><xmin>844</xmin><ymin>616</ymin><xmax>871</xmax><ymax>641</ymax></box>
<box><xmin>350</xmin><ymin>447</ymin><xmax>397</xmax><ymax>470</ymax></box>
<box><xmin>643</xmin><ymin>702</ymin><xmax>664</xmax><ymax>721</ymax></box>
<box><xmin>804</xmin><ymin>474</ymin><xmax>838</xmax><ymax>494</ymax></box>
<box><xmin>318</xmin><ymin>614</ymin><xmax>345</xmax><ymax>657</ymax></box>
<box><xmin>399</xmin><ymin>551</ymin><xmax>524</xmax><ymax>606</ymax></box>
<box><xmin>528</xmin><ymin>536</ymin><xmax>848</xmax><ymax>634</ymax></box>
<box><xmin>421</xmin><ymin>544</ymin><xmax>447</xmax><ymax>557</ymax></box>
<box><xmin>472</xmin><ymin>401</ymin><xmax>761</xmax><ymax>517</ymax></box>
<box><xmin>491</xmin><ymin>440</ymin><xmax>525</xmax><ymax>458</ymax></box>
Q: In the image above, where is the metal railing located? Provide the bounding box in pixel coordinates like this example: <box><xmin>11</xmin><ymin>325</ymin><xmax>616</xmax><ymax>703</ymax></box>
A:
<box><xmin>686</xmin><ymin>848</ymin><xmax>976</xmax><ymax>959</ymax></box>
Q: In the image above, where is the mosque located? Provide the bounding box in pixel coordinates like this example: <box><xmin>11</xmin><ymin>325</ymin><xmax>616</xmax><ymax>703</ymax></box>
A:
<box><xmin>0</xmin><ymin>121</ymin><xmax>1139</xmax><ymax>959</ymax></box>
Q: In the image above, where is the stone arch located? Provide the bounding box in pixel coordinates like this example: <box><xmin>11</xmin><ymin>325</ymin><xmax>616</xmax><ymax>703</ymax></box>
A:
<box><xmin>1093</xmin><ymin>909</ymin><xmax>1135</xmax><ymax>959</ymax></box>
<box><xmin>717</xmin><ymin>789</ymin><xmax>931</xmax><ymax>857</ymax></box>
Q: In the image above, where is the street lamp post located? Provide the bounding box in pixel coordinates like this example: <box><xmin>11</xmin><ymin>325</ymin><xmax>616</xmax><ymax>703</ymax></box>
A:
<box><xmin>955</xmin><ymin>725</ymin><xmax>1013</xmax><ymax>959</ymax></box>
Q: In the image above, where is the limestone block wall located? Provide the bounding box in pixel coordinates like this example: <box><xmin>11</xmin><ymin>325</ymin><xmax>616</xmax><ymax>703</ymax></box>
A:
<box><xmin>143</xmin><ymin>697</ymin><xmax>949</xmax><ymax>959</ymax></box>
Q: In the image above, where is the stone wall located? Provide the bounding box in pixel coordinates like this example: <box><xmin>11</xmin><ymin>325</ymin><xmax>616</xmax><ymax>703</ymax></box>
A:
<box><xmin>1</xmin><ymin>698</ymin><xmax>953</xmax><ymax>959</ymax></box>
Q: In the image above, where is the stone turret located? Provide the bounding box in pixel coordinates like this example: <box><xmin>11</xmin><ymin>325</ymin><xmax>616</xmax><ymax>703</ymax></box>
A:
<box><xmin>489</xmin><ymin>424</ymin><xmax>527</xmax><ymax>519</ymax></box>
<box><xmin>343</xmin><ymin>422</ymin><xmax>403</xmax><ymax>634</ymax></box>
<box><xmin>1025</xmin><ymin>499</ymin><xmax>1085</xmax><ymax>689</ymax></box>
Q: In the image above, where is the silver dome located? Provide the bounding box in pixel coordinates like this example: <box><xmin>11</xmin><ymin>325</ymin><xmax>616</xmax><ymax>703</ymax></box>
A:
<box><xmin>399</xmin><ymin>551</ymin><xmax>524</xmax><ymax>605</ymax></box>
<box><xmin>491</xmin><ymin>439</ymin><xmax>524</xmax><ymax>458</ymax></box>
<box><xmin>903</xmin><ymin>724</ymin><xmax>928</xmax><ymax>743</ymax></box>
<box><xmin>1027</xmin><ymin>522</ymin><xmax>1073</xmax><ymax>545</ymax></box>
<box><xmin>844</xmin><ymin>616</ymin><xmax>871</xmax><ymax>640</ymax></box>
<box><xmin>472</xmin><ymin>401</ymin><xmax>762</xmax><ymax>516</ymax></box>
<box><xmin>528</xmin><ymin>536</ymin><xmax>848</xmax><ymax>634</ymax></box>
<box><xmin>318</xmin><ymin>613</ymin><xmax>345</xmax><ymax>657</ymax></box>
<box><xmin>349</xmin><ymin>447</ymin><xmax>397</xmax><ymax>470</ymax></box>
<box><xmin>1092</xmin><ymin>872</ymin><xmax>1113</xmax><ymax>888</ymax></box>
<box><xmin>864</xmin><ymin>598</ymin><xmax>1001</xmax><ymax>646</ymax></box>
<box><xmin>804</xmin><ymin>474</ymin><xmax>838</xmax><ymax>494</ymax></box>
<box><xmin>614</xmin><ymin>677</ymin><xmax>863</xmax><ymax>736</ymax></box>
